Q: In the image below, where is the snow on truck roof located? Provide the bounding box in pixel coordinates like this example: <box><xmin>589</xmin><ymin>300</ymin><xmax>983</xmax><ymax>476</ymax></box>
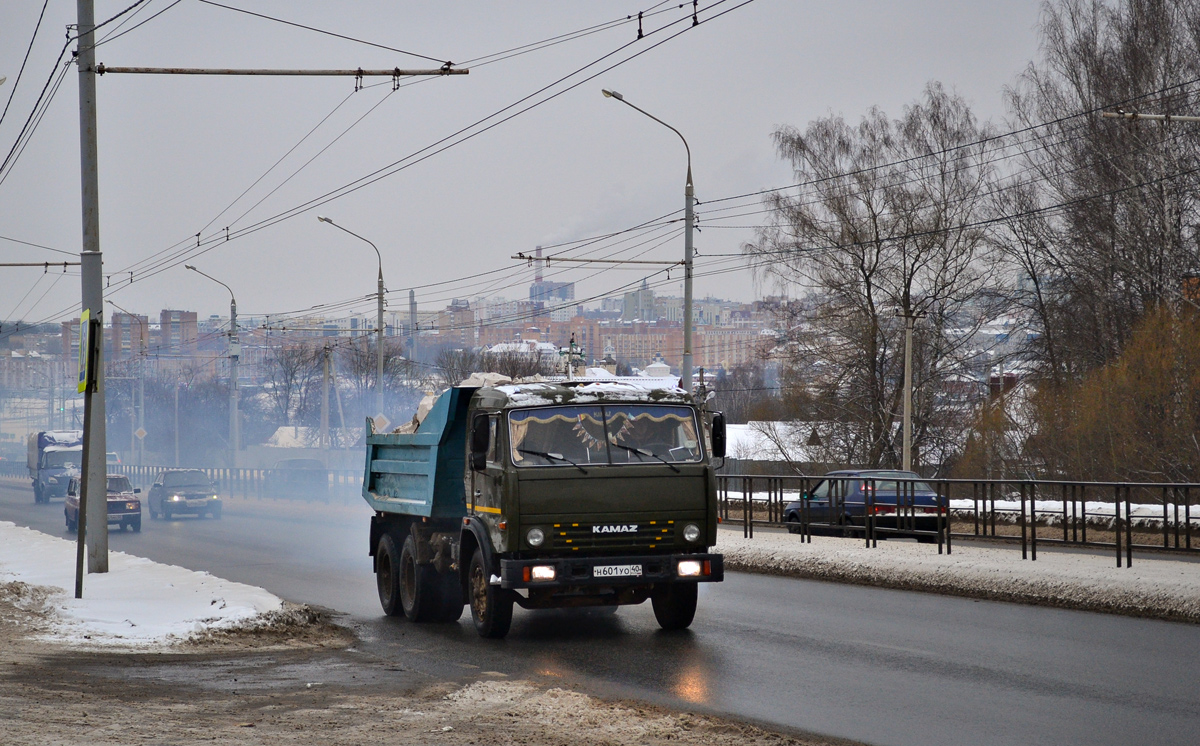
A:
<box><xmin>479</xmin><ymin>378</ymin><xmax>692</xmax><ymax>408</ymax></box>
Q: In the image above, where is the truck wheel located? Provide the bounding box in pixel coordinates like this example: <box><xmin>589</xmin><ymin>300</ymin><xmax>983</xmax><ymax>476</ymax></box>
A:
<box><xmin>434</xmin><ymin>570</ymin><xmax>465</xmax><ymax>623</ymax></box>
<box><xmin>399</xmin><ymin>534</ymin><xmax>439</xmax><ymax>622</ymax></box>
<box><xmin>34</xmin><ymin>484</ymin><xmax>43</xmax><ymax>504</ymax></box>
<box><xmin>376</xmin><ymin>534</ymin><xmax>404</xmax><ymax>617</ymax></box>
<box><xmin>468</xmin><ymin>548</ymin><xmax>512</xmax><ymax>639</ymax></box>
<box><xmin>651</xmin><ymin>583</ymin><xmax>698</xmax><ymax>631</ymax></box>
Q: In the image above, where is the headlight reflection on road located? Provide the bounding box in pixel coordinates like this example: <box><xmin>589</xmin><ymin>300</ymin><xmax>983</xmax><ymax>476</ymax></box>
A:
<box><xmin>671</xmin><ymin>661</ymin><xmax>710</xmax><ymax>705</ymax></box>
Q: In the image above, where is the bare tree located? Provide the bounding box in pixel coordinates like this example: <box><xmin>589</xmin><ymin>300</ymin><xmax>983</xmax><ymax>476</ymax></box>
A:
<box><xmin>263</xmin><ymin>344</ymin><xmax>321</xmax><ymax>426</ymax></box>
<box><xmin>745</xmin><ymin>83</ymin><xmax>1004</xmax><ymax>469</ymax></box>
<box><xmin>1002</xmin><ymin>0</ymin><xmax>1200</xmax><ymax>374</ymax></box>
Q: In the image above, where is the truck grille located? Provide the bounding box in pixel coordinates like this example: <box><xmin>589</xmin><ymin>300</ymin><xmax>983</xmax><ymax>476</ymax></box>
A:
<box><xmin>550</xmin><ymin>521</ymin><xmax>676</xmax><ymax>551</ymax></box>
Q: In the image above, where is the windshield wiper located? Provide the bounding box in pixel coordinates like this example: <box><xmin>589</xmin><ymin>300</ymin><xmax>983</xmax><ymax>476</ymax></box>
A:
<box><xmin>609</xmin><ymin>442</ymin><xmax>680</xmax><ymax>473</ymax></box>
<box><xmin>517</xmin><ymin>448</ymin><xmax>588</xmax><ymax>474</ymax></box>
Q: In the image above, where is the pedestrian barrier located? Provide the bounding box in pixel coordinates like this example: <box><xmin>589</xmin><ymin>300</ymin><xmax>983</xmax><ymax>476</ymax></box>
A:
<box><xmin>717</xmin><ymin>475</ymin><xmax>1199</xmax><ymax>567</ymax></box>
<box><xmin>106</xmin><ymin>464</ymin><xmax>363</xmax><ymax>504</ymax></box>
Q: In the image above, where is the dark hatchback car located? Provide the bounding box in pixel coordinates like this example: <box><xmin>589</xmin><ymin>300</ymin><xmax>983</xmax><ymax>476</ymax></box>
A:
<box><xmin>65</xmin><ymin>474</ymin><xmax>142</xmax><ymax>533</ymax></box>
<box><xmin>263</xmin><ymin>458</ymin><xmax>328</xmax><ymax>501</ymax></box>
<box><xmin>783</xmin><ymin>470</ymin><xmax>945</xmax><ymax>541</ymax></box>
<box><xmin>147</xmin><ymin>469</ymin><xmax>222</xmax><ymax>520</ymax></box>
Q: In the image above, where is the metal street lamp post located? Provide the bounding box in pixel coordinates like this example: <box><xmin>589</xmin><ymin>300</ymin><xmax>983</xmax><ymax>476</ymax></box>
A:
<box><xmin>602</xmin><ymin>88</ymin><xmax>695</xmax><ymax>393</ymax></box>
<box><xmin>108</xmin><ymin>300</ymin><xmax>146</xmax><ymax>466</ymax></box>
<box><xmin>185</xmin><ymin>265</ymin><xmax>239</xmax><ymax>462</ymax></box>
<box><xmin>318</xmin><ymin>216</ymin><xmax>386</xmax><ymax>423</ymax></box>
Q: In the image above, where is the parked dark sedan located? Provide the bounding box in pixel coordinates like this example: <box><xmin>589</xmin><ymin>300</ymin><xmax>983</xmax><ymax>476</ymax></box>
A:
<box><xmin>65</xmin><ymin>474</ymin><xmax>141</xmax><ymax>533</ymax></box>
<box><xmin>263</xmin><ymin>458</ymin><xmax>328</xmax><ymax>501</ymax></box>
<box><xmin>147</xmin><ymin>469</ymin><xmax>222</xmax><ymax>520</ymax></box>
<box><xmin>783</xmin><ymin>470</ymin><xmax>945</xmax><ymax>541</ymax></box>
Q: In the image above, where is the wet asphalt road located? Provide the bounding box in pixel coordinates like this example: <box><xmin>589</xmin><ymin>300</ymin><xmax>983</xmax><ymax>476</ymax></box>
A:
<box><xmin>2</xmin><ymin>478</ymin><xmax>1199</xmax><ymax>746</ymax></box>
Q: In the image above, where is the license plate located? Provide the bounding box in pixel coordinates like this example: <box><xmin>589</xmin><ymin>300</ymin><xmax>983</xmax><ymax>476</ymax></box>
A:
<box><xmin>188</xmin><ymin>500</ymin><xmax>208</xmax><ymax>508</ymax></box>
<box><xmin>593</xmin><ymin>564</ymin><xmax>642</xmax><ymax>578</ymax></box>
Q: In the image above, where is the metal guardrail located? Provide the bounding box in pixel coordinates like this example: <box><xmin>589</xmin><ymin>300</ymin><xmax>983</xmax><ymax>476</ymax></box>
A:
<box><xmin>717</xmin><ymin>475</ymin><xmax>1199</xmax><ymax>567</ymax></box>
<box><xmin>107</xmin><ymin>464</ymin><xmax>364</xmax><ymax>504</ymax></box>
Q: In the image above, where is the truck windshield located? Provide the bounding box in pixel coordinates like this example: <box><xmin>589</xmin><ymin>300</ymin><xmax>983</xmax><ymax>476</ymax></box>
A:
<box><xmin>41</xmin><ymin>450</ymin><xmax>80</xmax><ymax>469</ymax></box>
<box><xmin>509</xmin><ymin>405</ymin><xmax>703</xmax><ymax>467</ymax></box>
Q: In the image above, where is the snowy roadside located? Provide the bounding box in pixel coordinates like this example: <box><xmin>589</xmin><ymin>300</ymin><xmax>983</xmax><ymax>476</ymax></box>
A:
<box><xmin>718</xmin><ymin>527</ymin><xmax>1200</xmax><ymax>622</ymax></box>
<box><xmin>0</xmin><ymin>520</ymin><xmax>287</xmax><ymax>649</ymax></box>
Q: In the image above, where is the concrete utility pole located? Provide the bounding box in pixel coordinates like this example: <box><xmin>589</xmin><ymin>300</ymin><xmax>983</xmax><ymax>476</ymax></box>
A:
<box><xmin>185</xmin><ymin>265</ymin><xmax>239</xmax><ymax>462</ymax></box>
<box><xmin>898</xmin><ymin>309</ymin><xmax>926</xmax><ymax>472</ymax></box>
<box><xmin>317</xmin><ymin>217</ymin><xmax>386</xmax><ymax>423</ymax></box>
<box><xmin>320</xmin><ymin>346</ymin><xmax>331</xmax><ymax>451</ymax></box>
<box><xmin>602</xmin><ymin>88</ymin><xmax>695</xmax><ymax>393</ymax></box>
<box><xmin>77</xmin><ymin>0</ymin><xmax>108</xmax><ymax>574</ymax></box>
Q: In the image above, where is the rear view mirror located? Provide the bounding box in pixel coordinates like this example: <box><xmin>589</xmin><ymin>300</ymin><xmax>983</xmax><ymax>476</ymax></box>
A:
<box><xmin>67</xmin><ymin>479</ymin><xmax>77</xmax><ymax>497</ymax></box>
<box><xmin>710</xmin><ymin>412</ymin><xmax>726</xmax><ymax>459</ymax></box>
<box><xmin>470</xmin><ymin>414</ymin><xmax>490</xmax><ymax>472</ymax></box>
<box><xmin>134</xmin><ymin>488</ymin><xmax>141</xmax><ymax>494</ymax></box>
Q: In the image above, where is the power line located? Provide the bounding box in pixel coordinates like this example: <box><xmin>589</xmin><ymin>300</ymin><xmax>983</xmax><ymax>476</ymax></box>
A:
<box><xmin>0</xmin><ymin>0</ymin><xmax>50</xmax><ymax>130</ymax></box>
<box><xmin>95</xmin><ymin>0</ymin><xmax>186</xmax><ymax>48</ymax></box>
<box><xmin>195</xmin><ymin>0</ymin><xmax>451</xmax><ymax>65</ymax></box>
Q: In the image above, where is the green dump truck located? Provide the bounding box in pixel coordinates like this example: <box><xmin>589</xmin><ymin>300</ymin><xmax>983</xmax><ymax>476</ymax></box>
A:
<box><xmin>363</xmin><ymin>379</ymin><xmax>726</xmax><ymax>639</ymax></box>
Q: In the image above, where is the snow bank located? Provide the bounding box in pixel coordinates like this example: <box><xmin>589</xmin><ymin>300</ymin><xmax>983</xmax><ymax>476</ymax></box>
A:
<box><xmin>0</xmin><ymin>521</ymin><xmax>282</xmax><ymax>648</ymax></box>
<box><xmin>718</xmin><ymin>528</ymin><xmax>1200</xmax><ymax>622</ymax></box>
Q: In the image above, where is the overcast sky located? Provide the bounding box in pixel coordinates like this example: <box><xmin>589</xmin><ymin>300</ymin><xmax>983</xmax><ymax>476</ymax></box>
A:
<box><xmin>0</xmin><ymin>0</ymin><xmax>1046</xmax><ymax>325</ymax></box>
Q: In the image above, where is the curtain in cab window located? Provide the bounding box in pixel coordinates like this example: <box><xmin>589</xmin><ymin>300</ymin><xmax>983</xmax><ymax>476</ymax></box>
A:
<box><xmin>509</xmin><ymin>407</ymin><xmax>607</xmax><ymax>466</ymax></box>
<box><xmin>509</xmin><ymin>405</ymin><xmax>701</xmax><ymax>466</ymax></box>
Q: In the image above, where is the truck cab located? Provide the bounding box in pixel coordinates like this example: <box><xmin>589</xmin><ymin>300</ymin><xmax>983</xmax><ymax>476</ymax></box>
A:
<box><xmin>364</xmin><ymin>380</ymin><xmax>726</xmax><ymax>639</ymax></box>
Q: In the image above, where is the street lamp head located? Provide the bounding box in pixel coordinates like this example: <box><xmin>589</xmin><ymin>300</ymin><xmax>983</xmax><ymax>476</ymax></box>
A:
<box><xmin>601</xmin><ymin>88</ymin><xmax>623</xmax><ymax>101</ymax></box>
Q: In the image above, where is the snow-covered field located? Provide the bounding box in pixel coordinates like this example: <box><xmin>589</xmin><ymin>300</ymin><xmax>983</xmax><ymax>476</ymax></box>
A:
<box><xmin>0</xmin><ymin>521</ymin><xmax>282</xmax><ymax>648</ymax></box>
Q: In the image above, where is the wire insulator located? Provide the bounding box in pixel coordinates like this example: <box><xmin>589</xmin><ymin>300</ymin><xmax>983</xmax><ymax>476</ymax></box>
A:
<box><xmin>638</xmin><ymin>12</ymin><xmax>643</xmax><ymax>39</ymax></box>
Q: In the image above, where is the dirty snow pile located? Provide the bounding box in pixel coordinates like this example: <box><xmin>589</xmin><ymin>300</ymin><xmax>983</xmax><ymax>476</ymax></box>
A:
<box><xmin>718</xmin><ymin>528</ymin><xmax>1200</xmax><ymax>622</ymax></box>
<box><xmin>0</xmin><ymin>521</ymin><xmax>282</xmax><ymax>647</ymax></box>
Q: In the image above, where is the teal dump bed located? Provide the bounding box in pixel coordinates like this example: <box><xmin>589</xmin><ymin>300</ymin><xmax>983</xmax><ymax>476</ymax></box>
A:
<box><xmin>361</xmin><ymin>387</ymin><xmax>474</xmax><ymax>518</ymax></box>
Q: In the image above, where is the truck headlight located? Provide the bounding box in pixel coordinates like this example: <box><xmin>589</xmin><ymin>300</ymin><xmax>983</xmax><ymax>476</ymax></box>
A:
<box><xmin>526</xmin><ymin>527</ymin><xmax>545</xmax><ymax>547</ymax></box>
<box><xmin>171</xmin><ymin>494</ymin><xmax>183</xmax><ymax>501</ymax></box>
<box><xmin>677</xmin><ymin>560</ymin><xmax>702</xmax><ymax>577</ymax></box>
<box><xmin>530</xmin><ymin>565</ymin><xmax>556</xmax><ymax>581</ymax></box>
<box><xmin>683</xmin><ymin>523</ymin><xmax>701</xmax><ymax>542</ymax></box>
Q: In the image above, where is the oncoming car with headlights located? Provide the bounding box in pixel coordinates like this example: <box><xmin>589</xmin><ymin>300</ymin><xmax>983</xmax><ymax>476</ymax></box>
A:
<box><xmin>65</xmin><ymin>474</ymin><xmax>142</xmax><ymax>533</ymax></box>
<box><xmin>147</xmin><ymin>469</ymin><xmax>222</xmax><ymax>520</ymax></box>
<box><xmin>364</xmin><ymin>379</ymin><xmax>726</xmax><ymax>639</ymax></box>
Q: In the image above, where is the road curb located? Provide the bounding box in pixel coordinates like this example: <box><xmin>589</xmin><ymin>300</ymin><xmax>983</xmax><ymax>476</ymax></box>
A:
<box><xmin>718</xmin><ymin>535</ymin><xmax>1200</xmax><ymax>624</ymax></box>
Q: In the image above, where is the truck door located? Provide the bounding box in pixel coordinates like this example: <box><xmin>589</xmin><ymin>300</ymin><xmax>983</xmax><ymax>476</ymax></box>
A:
<box><xmin>470</xmin><ymin>413</ymin><xmax>503</xmax><ymax>515</ymax></box>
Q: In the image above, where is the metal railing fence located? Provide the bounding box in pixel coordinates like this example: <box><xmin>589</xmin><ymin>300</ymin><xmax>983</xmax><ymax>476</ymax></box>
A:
<box><xmin>105</xmin><ymin>464</ymin><xmax>364</xmax><ymax>504</ymax></box>
<box><xmin>717</xmin><ymin>475</ymin><xmax>1199</xmax><ymax>567</ymax></box>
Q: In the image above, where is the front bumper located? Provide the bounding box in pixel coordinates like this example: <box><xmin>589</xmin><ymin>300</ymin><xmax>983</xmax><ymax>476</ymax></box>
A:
<box><xmin>164</xmin><ymin>497</ymin><xmax>221</xmax><ymax>513</ymax></box>
<box><xmin>500</xmin><ymin>553</ymin><xmax>723</xmax><ymax>590</ymax></box>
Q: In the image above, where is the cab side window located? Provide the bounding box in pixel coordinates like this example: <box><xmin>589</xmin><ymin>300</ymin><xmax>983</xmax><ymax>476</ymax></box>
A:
<box><xmin>486</xmin><ymin>415</ymin><xmax>500</xmax><ymax>464</ymax></box>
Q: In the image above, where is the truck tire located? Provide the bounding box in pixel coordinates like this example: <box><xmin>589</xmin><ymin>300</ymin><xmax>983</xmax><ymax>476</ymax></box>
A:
<box><xmin>34</xmin><ymin>483</ymin><xmax>43</xmax><ymax>504</ymax></box>
<box><xmin>468</xmin><ymin>547</ymin><xmax>512</xmax><ymax>639</ymax></box>
<box><xmin>399</xmin><ymin>534</ymin><xmax>439</xmax><ymax>622</ymax></box>
<box><xmin>651</xmin><ymin>583</ymin><xmax>698</xmax><ymax>631</ymax></box>
<box><xmin>434</xmin><ymin>570</ymin><xmax>465</xmax><ymax>623</ymax></box>
<box><xmin>376</xmin><ymin>533</ymin><xmax>404</xmax><ymax>617</ymax></box>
